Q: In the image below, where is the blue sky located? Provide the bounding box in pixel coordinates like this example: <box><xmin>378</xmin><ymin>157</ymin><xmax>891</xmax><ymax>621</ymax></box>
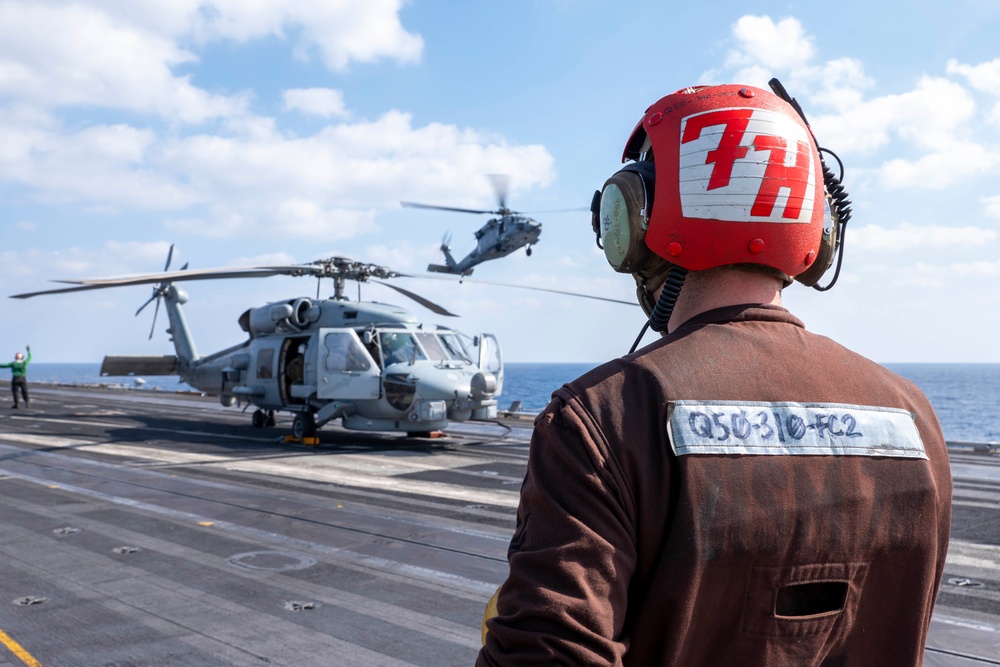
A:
<box><xmin>3</xmin><ymin>0</ymin><xmax>1000</xmax><ymax>364</ymax></box>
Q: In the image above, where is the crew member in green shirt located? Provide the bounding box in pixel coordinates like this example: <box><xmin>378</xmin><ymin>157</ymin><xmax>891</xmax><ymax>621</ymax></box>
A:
<box><xmin>1</xmin><ymin>345</ymin><xmax>31</xmax><ymax>408</ymax></box>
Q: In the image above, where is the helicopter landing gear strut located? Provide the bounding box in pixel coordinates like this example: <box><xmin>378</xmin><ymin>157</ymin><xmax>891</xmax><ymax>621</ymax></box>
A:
<box><xmin>251</xmin><ymin>409</ymin><xmax>275</xmax><ymax>428</ymax></box>
<box><xmin>292</xmin><ymin>411</ymin><xmax>317</xmax><ymax>439</ymax></box>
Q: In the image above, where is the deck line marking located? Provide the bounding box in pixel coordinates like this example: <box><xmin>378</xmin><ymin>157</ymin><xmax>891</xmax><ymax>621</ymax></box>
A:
<box><xmin>0</xmin><ymin>436</ymin><xmax>520</xmax><ymax>507</ymax></box>
<box><xmin>0</xmin><ymin>629</ymin><xmax>44</xmax><ymax>667</ymax></box>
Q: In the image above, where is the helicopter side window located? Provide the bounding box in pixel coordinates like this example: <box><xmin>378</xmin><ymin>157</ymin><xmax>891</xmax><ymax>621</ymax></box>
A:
<box><xmin>439</xmin><ymin>333</ymin><xmax>471</xmax><ymax>363</ymax></box>
<box><xmin>415</xmin><ymin>333</ymin><xmax>448</xmax><ymax>361</ymax></box>
<box><xmin>257</xmin><ymin>349</ymin><xmax>275</xmax><ymax>379</ymax></box>
<box><xmin>380</xmin><ymin>332</ymin><xmax>427</xmax><ymax>366</ymax></box>
<box><xmin>323</xmin><ymin>332</ymin><xmax>371</xmax><ymax>372</ymax></box>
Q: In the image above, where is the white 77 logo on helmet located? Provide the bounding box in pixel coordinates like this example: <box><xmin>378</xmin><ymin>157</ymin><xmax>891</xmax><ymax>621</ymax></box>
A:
<box><xmin>677</xmin><ymin>108</ymin><xmax>816</xmax><ymax>224</ymax></box>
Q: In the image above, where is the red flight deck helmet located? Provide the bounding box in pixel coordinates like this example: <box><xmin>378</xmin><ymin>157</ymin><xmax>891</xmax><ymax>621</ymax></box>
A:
<box><xmin>594</xmin><ymin>83</ymin><xmax>838</xmax><ymax>290</ymax></box>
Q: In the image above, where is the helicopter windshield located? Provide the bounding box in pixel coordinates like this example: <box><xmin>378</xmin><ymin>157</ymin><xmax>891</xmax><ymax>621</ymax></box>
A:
<box><xmin>438</xmin><ymin>333</ymin><xmax>472</xmax><ymax>363</ymax></box>
<box><xmin>415</xmin><ymin>333</ymin><xmax>448</xmax><ymax>361</ymax></box>
<box><xmin>379</xmin><ymin>331</ymin><xmax>427</xmax><ymax>366</ymax></box>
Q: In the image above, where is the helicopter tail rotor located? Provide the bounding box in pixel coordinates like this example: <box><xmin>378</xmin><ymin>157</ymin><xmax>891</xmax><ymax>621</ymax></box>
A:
<box><xmin>135</xmin><ymin>244</ymin><xmax>180</xmax><ymax>340</ymax></box>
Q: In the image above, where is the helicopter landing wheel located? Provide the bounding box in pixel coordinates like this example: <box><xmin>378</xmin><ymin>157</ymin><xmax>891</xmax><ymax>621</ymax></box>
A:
<box><xmin>526</xmin><ymin>246</ymin><xmax>532</xmax><ymax>256</ymax></box>
<box><xmin>251</xmin><ymin>409</ymin><xmax>266</xmax><ymax>428</ymax></box>
<box><xmin>292</xmin><ymin>412</ymin><xmax>317</xmax><ymax>439</ymax></box>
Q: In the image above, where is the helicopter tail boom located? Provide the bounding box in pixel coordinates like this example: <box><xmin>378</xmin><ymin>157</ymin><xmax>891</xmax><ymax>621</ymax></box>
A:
<box><xmin>428</xmin><ymin>243</ymin><xmax>474</xmax><ymax>275</ymax></box>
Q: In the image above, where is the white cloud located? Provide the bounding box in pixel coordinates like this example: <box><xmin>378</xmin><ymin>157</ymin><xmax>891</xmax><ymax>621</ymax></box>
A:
<box><xmin>363</xmin><ymin>242</ymin><xmax>443</xmax><ymax>273</ymax></box>
<box><xmin>283</xmin><ymin>88</ymin><xmax>349</xmax><ymax>118</ymax></box>
<box><xmin>154</xmin><ymin>110</ymin><xmax>554</xmax><ymax>235</ymax></box>
<box><xmin>0</xmin><ymin>110</ymin><xmax>199</xmax><ymax>209</ymax></box>
<box><xmin>951</xmin><ymin>260</ymin><xmax>1000</xmax><ymax>276</ymax></box>
<box><xmin>946</xmin><ymin>57</ymin><xmax>1000</xmax><ymax>94</ymax></box>
<box><xmin>983</xmin><ymin>195</ymin><xmax>1000</xmax><ymax>219</ymax></box>
<box><xmin>811</xmin><ymin>76</ymin><xmax>976</xmax><ymax>156</ymax></box>
<box><xmin>0</xmin><ymin>104</ymin><xmax>555</xmax><ymax>239</ymax></box>
<box><xmin>0</xmin><ymin>2</ymin><xmax>245</xmax><ymax>123</ymax></box>
<box><xmin>0</xmin><ymin>0</ymin><xmax>422</xmax><ymax>121</ymax></box>
<box><xmin>850</xmin><ymin>223</ymin><xmax>997</xmax><ymax>251</ymax></box>
<box><xmin>164</xmin><ymin>204</ymin><xmax>377</xmax><ymax>241</ymax></box>
<box><xmin>3</xmin><ymin>241</ymin><xmax>178</xmax><ymax>281</ymax></box>
<box><xmin>879</xmin><ymin>141</ymin><xmax>995</xmax><ymax>189</ymax></box>
<box><xmin>725</xmin><ymin>16</ymin><xmax>814</xmax><ymax>73</ymax></box>
<box><xmin>710</xmin><ymin>16</ymin><xmax>874</xmax><ymax>111</ymax></box>
<box><xmin>187</xmin><ymin>0</ymin><xmax>424</xmax><ymax>70</ymax></box>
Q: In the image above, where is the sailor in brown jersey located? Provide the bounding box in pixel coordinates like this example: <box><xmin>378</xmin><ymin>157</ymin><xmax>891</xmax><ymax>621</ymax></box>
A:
<box><xmin>477</xmin><ymin>82</ymin><xmax>952</xmax><ymax>667</ymax></box>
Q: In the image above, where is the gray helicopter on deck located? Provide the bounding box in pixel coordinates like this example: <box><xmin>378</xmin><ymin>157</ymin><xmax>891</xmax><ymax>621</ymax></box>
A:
<box><xmin>12</xmin><ymin>251</ymin><xmax>505</xmax><ymax>439</ymax></box>
<box><xmin>401</xmin><ymin>175</ymin><xmax>580</xmax><ymax>276</ymax></box>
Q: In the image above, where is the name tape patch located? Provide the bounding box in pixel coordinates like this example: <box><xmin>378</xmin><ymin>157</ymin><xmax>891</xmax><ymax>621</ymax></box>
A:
<box><xmin>667</xmin><ymin>401</ymin><xmax>926</xmax><ymax>459</ymax></box>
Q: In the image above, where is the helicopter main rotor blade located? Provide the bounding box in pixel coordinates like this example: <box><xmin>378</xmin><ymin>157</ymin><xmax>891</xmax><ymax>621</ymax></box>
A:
<box><xmin>370</xmin><ymin>279</ymin><xmax>458</xmax><ymax>317</ymax></box>
<box><xmin>11</xmin><ymin>283</ymin><xmax>151</xmax><ymax>299</ymax></box>
<box><xmin>61</xmin><ymin>266</ymin><xmax>308</xmax><ymax>288</ymax></box>
<box><xmin>401</xmin><ymin>201</ymin><xmax>495</xmax><ymax>215</ymax></box>
<box><xmin>411</xmin><ymin>275</ymin><xmax>639</xmax><ymax>307</ymax></box>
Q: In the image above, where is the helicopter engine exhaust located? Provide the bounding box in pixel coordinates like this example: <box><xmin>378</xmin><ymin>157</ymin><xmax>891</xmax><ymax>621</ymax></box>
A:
<box><xmin>290</xmin><ymin>298</ymin><xmax>321</xmax><ymax>329</ymax></box>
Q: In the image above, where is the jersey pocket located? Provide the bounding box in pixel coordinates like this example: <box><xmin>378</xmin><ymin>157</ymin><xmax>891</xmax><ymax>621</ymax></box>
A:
<box><xmin>739</xmin><ymin>562</ymin><xmax>869</xmax><ymax>659</ymax></box>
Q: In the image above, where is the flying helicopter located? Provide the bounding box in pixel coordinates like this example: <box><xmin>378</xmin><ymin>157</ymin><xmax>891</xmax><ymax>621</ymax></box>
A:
<box><xmin>401</xmin><ymin>174</ymin><xmax>581</xmax><ymax>276</ymax></box>
<box><xmin>11</xmin><ymin>250</ymin><xmax>506</xmax><ymax>440</ymax></box>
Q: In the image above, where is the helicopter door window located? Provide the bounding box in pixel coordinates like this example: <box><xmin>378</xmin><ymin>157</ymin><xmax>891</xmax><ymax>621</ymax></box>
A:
<box><xmin>479</xmin><ymin>335</ymin><xmax>502</xmax><ymax>374</ymax></box>
<box><xmin>323</xmin><ymin>332</ymin><xmax>372</xmax><ymax>372</ymax></box>
<box><xmin>415</xmin><ymin>333</ymin><xmax>448</xmax><ymax>361</ymax></box>
<box><xmin>257</xmin><ymin>349</ymin><xmax>275</xmax><ymax>379</ymax></box>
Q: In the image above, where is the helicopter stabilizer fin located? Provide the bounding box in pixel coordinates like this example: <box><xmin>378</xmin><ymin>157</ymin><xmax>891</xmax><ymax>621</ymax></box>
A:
<box><xmin>100</xmin><ymin>355</ymin><xmax>180</xmax><ymax>377</ymax></box>
<box><xmin>427</xmin><ymin>263</ymin><xmax>473</xmax><ymax>276</ymax></box>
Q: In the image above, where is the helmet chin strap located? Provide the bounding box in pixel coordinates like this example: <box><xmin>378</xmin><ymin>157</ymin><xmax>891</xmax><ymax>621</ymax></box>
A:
<box><xmin>629</xmin><ymin>266</ymin><xmax>687</xmax><ymax>354</ymax></box>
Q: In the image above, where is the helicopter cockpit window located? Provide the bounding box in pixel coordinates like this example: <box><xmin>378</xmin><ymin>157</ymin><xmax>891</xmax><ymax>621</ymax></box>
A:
<box><xmin>415</xmin><ymin>333</ymin><xmax>448</xmax><ymax>361</ymax></box>
<box><xmin>323</xmin><ymin>332</ymin><xmax>372</xmax><ymax>372</ymax></box>
<box><xmin>439</xmin><ymin>333</ymin><xmax>471</xmax><ymax>363</ymax></box>
<box><xmin>379</xmin><ymin>332</ymin><xmax>427</xmax><ymax>366</ymax></box>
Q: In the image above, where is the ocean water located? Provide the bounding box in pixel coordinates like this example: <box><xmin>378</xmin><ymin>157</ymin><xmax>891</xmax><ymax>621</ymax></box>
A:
<box><xmin>12</xmin><ymin>362</ymin><xmax>1000</xmax><ymax>443</ymax></box>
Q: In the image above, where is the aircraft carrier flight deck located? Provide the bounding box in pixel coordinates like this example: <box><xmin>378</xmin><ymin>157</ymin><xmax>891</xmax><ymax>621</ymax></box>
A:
<box><xmin>0</xmin><ymin>384</ymin><xmax>997</xmax><ymax>666</ymax></box>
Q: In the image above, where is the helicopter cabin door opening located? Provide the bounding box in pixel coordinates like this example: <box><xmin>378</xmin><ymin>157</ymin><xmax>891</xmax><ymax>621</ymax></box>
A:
<box><xmin>280</xmin><ymin>336</ymin><xmax>311</xmax><ymax>406</ymax></box>
<box><xmin>316</xmin><ymin>329</ymin><xmax>381</xmax><ymax>400</ymax></box>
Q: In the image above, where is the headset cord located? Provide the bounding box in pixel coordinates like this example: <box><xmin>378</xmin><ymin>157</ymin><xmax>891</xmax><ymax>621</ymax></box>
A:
<box><xmin>629</xmin><ymin>267</ymin><xmax>687</xmax><ymax>354</ymax></box>
<box><xmin>813</xmin><ymin>151</ymin><xmax>852</xmax><ymax>292</ymax></box>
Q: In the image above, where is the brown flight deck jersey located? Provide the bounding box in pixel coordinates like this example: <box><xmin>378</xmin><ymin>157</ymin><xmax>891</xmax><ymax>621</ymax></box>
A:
<box><xmin>478</xmin><ymin>304</ymin><xmax>952</xmax><ymax>667</ymax></box>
